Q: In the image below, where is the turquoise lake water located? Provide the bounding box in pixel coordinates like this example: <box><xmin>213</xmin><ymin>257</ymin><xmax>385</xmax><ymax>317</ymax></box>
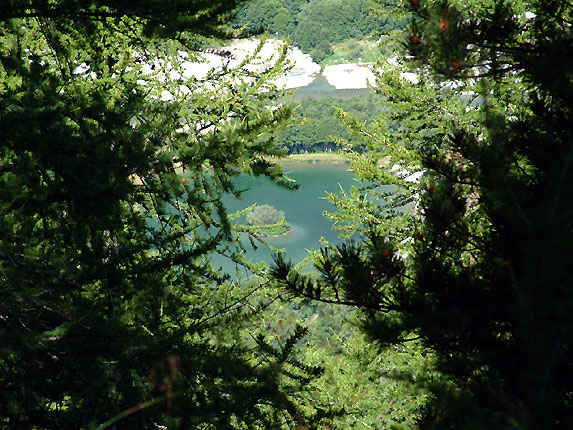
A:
<box><xmin>218</xmin><ymin>162</ymin><xmax>358</xmax><ymax>274</ymax></box>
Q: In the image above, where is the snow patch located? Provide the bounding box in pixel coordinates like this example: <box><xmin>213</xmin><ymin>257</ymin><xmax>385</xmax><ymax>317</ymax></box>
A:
<box><xmin>173</xmin><ymin>38</ymin><xmax>320</xmax><ymax>89</ymax></box>
<box><xmin>322</xmin><ymin>63</ymin><xmax>376</xmax><ymax>89</ymax></box>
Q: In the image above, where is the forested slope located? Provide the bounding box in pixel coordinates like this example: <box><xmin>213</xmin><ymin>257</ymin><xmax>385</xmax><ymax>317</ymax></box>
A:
<box><xmin>275</xmin><ymin>94</ymin><xmax>385</xmax><ymax>154</ymax></box>
<box><xmin>233</xmin><ymin>0</ymin><xmax>404</xmax><ymax>62</ymax></box>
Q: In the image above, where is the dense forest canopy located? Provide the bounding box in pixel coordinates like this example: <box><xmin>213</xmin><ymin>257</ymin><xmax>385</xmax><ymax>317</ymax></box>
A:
<box><xmin>275</xmin><ymin>93</ymin><xmax>386</xmax><ymax>153</ymax></box>
<box><xmin>233</xmin><ymin>0</ymin><xmax>405</xmax><ymax>62</ymax></box>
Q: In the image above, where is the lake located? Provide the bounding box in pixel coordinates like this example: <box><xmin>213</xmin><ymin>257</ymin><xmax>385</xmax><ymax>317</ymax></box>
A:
<box><xmin>218</xmin><ymin>162</ymin><xmax>358</xmax><ymax>275</ymax></box>
<box><xmin>216</xmin><ymin>76</ymin><xmax>372</xmax><ymax>276</ymax></box>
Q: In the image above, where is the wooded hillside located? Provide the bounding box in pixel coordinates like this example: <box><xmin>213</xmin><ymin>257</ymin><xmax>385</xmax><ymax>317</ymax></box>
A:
<box><xmin>233</xmin><ymin>0</ymin><xmax>404</xmax><ymax>62</ymax></box>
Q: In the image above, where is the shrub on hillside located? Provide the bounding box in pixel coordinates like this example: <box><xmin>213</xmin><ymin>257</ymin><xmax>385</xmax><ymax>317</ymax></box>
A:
<box><xmin>246</xmin><ymin>204</ymin><xmax>291</xmax><ymax>236</ymax></box>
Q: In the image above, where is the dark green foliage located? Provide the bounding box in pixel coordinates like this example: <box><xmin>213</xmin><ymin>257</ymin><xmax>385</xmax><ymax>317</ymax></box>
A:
<box><xmin>276</xmin><ymin>94</ymin><xmax>385</xmax><ymax>154</ymax></box>
<box><xmin>0</xmin><ymin>2</ymin><xmax>329</xmax><ymax>429</ymax></box>
<box><xmin>244</xmin><ymin>275</ymin><xmax>430</xmax><ymax>429</ymax></box>
<box><xmin>309</xmin><ymin>40</ymin><xmax>334</xmax><ymax>64</ymax></box>
<box><xmin>273</xmin><ymin>0</ymin><xmax>573</xmax><ymax>428</ymax></box>
<box><xmin>1</xmin><ymin>0</ymin><xmax>244</xmax><ymax>40</ymax></box>
<box><xmin>232</xmin><ymin>0</ymin><xmax>401</xmax><ymax>60</ymax></box>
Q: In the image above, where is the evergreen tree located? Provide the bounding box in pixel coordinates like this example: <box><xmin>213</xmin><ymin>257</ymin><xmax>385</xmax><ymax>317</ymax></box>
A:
<box><xmin>272</xmin><ymin>0</ymin><xmax>573</xmax><ymax>428</ymax></box>
<box><xmin>0</xmin><ymin>1</ymin><xmax>330</xmax><ymax>428</ymax></box>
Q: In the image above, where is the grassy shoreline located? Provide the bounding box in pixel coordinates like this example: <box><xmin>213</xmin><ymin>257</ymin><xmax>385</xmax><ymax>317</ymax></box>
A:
<box><xmin>277</xmin><ymin>153</ymin><xmax>349</xmax><ymax>165</ymax></box>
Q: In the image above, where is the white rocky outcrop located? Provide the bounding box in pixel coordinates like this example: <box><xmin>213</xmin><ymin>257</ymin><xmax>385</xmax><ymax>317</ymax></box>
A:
<box><xmin>322</xmin><ymin>63</ymin><xmax>376</xmax><ymax>89</ymax></box>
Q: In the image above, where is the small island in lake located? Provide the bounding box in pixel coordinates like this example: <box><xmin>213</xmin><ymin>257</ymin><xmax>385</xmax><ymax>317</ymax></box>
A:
<box><xmin>246</xmin><ymin>204</ymin><xmax>291</xmax><ymax>237</ymax></box>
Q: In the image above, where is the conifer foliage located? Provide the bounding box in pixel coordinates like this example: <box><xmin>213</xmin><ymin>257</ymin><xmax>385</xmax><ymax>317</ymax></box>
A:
<box><xmin>273</xmin><ymin>0</ymin><xmax>573</xmax><ymax>427</ymax></box>
<box><xmin>0</xmin><ymin>1</ymin><xmax>326</xmax><ymax>429</ymax></box>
